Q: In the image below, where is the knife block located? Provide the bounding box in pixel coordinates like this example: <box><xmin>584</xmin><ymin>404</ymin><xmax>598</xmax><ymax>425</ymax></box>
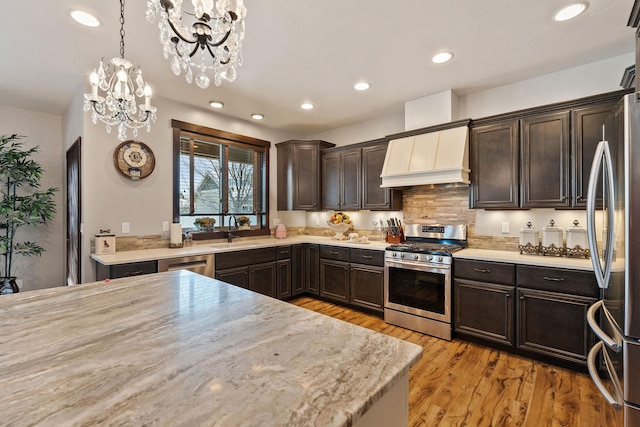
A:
<box><xmin>386</xmin><ymin>229</ymin><xmax>404</xmax><ymax>244</ymax></box>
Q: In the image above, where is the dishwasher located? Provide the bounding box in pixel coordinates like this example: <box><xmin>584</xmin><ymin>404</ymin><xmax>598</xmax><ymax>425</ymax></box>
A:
<box><xmin>157</xmin><ymin>254</ymin><xmax>215</xmax><ymax>278</ymax></box>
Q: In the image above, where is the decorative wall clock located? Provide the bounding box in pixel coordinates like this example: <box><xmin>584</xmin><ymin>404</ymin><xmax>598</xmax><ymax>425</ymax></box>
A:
<box><xmin>113</xmin><ymin>140</ymin><xmax>155</xmax><ymax>180</ymax></box>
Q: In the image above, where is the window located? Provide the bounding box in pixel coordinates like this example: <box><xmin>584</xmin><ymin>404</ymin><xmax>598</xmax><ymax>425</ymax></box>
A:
<box><xmin>172</xmin><ymin>120</ymin><xmax>270</xmax><ymax>237</ymax></box>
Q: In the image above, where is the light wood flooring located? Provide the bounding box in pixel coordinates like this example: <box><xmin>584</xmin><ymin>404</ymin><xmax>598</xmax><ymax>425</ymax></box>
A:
<box><xmin>290</xmin><ymin>297</ymin><xmax>623</xmax><ymax>427</ymax></box>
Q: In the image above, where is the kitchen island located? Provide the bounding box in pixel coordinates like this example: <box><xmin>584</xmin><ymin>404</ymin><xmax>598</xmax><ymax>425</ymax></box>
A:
<box><xmin>0</xmin><ymin>270</ymin><xmax>422</xmax><ymax>426</ymax></box>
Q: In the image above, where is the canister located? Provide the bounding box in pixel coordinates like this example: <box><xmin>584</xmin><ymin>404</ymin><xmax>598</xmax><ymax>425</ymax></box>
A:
<box><xmin>541</xmin><ymin>220</ymin><xmax>563</xmax><ymax>249</ymax></box>
<box><xmin>95</xmin><ymin>230</ymin><xmax>116</xmax><ymax>255</ymax></box>
<box><xmin>519</xmin><ymin>222</ymin><xmax>539</xmax><ymax>247</ymax></box>
<box><xmin>566</xmin><ymin>220</ymin><xmax>588</xmax><ymax>251</ymax></box>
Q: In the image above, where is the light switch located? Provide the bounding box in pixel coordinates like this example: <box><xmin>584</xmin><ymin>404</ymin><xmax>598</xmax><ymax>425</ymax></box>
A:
<box><xmin>122</xmin><ymin>222</ymin><xmax>130</xmax><ymax>233</ymax></box>
<box><xmin>162</xmin><ymin>221</ymin><xmax>170</xmax><ymax>232</ymax></box>
<box><xmin>501</xmin><ymin>222</ymin><xmax>510</xmax><ymax>234</ymax></box>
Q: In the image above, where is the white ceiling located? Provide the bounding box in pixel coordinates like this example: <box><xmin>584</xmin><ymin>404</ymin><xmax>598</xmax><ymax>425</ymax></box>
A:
<box><xmin>0</xmin><ymin>0</ymin><xmax>635</xmax><ymax>136</ymax></box>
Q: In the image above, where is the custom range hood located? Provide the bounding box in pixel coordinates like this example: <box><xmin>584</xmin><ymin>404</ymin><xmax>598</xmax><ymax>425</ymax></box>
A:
<box><xmin>380</xmin><ymin>119</ymin><xmax>471</xmax><ymax>188</ymax></box>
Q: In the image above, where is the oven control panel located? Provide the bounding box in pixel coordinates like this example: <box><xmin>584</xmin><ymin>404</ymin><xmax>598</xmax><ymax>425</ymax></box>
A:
<box><xmin>385</xmin><ymin>251</ymin><xmax>452</xmax><ymax>265</ymax></box>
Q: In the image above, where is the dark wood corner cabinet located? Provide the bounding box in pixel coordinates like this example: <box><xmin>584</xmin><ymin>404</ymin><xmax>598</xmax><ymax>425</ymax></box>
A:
<box><xmin>276</xmin><ymin>140</ymin><xmax>335</xmax><ymax>211</ymax></box>
<box><xmin>321</xmin><ymin>138</ymin><xmax>402</xmax><ymax>211</ymax></box>
<box><xmin>469</xmin><ymin>89</ymin><xmax>631</xmax><ymax>209</ymax></box>
<box><xmin>454</xmin><ymin>259</ymin><xmax>599</xmax><ymax>370</ymax></box>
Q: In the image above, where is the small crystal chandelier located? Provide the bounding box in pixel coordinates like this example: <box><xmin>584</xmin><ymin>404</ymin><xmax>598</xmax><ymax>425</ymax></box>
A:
<box><xmin>84</xmin><ymin>0</ymin><xmax>157</xmax><ymax>141</ymax></box>
<box><xmin>146</xmin><ymin>0</ymin><xmax>247</xmax><ymax>89</ymax></box>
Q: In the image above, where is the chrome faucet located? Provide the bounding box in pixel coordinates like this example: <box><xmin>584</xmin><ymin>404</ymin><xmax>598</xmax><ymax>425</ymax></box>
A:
<box><xmin>224</xmin><ymin>213</ymin><xmax>238</xmax><ymax>243</ymax></box>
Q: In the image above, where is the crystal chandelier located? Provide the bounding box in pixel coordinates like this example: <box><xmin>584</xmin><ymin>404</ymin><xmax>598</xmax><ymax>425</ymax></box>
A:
<box><xmin>84</xmin><ymin>0</ymin><xmax>157</xmax><ymax>141</ymax></box>
<box><xmin>146</xmin><ymin>0</ymin><xmax>247</xmax><ymax>89</ymax></box>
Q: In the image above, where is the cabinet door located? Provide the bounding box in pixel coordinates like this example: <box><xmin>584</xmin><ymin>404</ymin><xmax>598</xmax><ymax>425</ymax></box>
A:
<box><xmin>454</xmin><ymin>279</ymin><xmax>515</xmax><ymax>346</ymax></box>
<box><xmin>322</xmin><ymin>152</ymin><xmax>341</xmax><ymax>210</ymax></box>
<box><xmin>521</xmin><ymin>111</ymin><xmax>570</xmax><ymax>208</ymax></box>
<box><xmin>320</xmin><ymin>259</ymin><xmax>349</xmax><ymax>302</ymax></box>
<box><xmin>215</xmin><ymin>266</ymin><xmax>249</xmax><ymax>289</ymax></box>
<box><xmin>276</xmin><ymin>259</ymin><xmax>292</xmax><ymax>300</ymax></box>
<box><xmin>350</xmin><ymin>264</ymin><xmax>383</xmax><ymax>312</ymax></box>
<box><xmin>249</xmin><ymin>262</ymin><xmax>277</xmax><ymax>298</ymax></box>
<box><xmin>341</xmin><ymin>149</ymin><xmax>362</xmax><ymax>210</ymax></box>
<box><xmin>470</xmin><ymin>120</ymin><xmax>520</xmax><ymax>208</ymax></box>
<box><xmin>291</xmin><ymin>244</ymin><xmax>306</xmax><ymax>296</ymax></box>
<box><xmin>294</xmin><ymin>145</ymin><xmax>323</xmax><ymax>210</ymax></box>
<box><xmin>96</xmin><ymin>260</ymin><xmax>158</xmax><ymax>280</ymax></box>
<box><xmin>306</xmin><ymin>244</ymin><xmax>320</xmax><ymax>295</ymax></box>
<box><xmin>517</xmin><ymin>288</ymin><xmax>596</xmax><ymax>365</ymax></box>
<box><xmin>362</xmin><ymin>143</ymin><xmax>402</xmax><ymax>211</ymax></box>
<box><xmin>572</xmin><ymin>105</ymin><xmax>614</xmax><ymax>208</ymax></box>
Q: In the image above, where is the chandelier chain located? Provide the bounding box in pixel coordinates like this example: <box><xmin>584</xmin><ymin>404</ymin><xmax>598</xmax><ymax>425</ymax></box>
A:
<box><xmin>119</xmin><ymin>0</ymin><xmax>126</xmax><ymax>59</ymax></box>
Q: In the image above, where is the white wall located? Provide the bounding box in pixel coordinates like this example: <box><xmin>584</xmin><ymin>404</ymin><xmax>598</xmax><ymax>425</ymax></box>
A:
<box><xmin>0</xmin><ymin>105</ymin><xmax>65</xmax><ymax>291</ymax></box>
<box><xmin>80</xmin><ymin>95</ymin><xmax>299</xmax><ymax>283</ymax></box>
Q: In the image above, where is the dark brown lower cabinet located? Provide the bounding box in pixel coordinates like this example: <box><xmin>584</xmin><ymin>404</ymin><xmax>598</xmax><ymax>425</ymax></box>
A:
<box><xmin>306</xmin><ymin>244</ymin><xmax>320</xmax><ymax>295</ymax></box>
<box><xmin>349</xmin><ymin>264</ymin><xmax>384</xmax><ymax>313</ymax></box>
<box><xmin>291</xmin><ymin>244</ymin><xmax>305</xmax><ymax>297</ymax></box>
<box><xmin>249</xmin><ymin>262</ymin><xmax>277</xmax><ymax>298</ymax></box>
<box><xmin>215</xmin><ymin>266</ymin><xmax>249</xmax><ymax>289</ymax></box>
<box><xmin>320</xmin><ymin>259</ymin><xmax>349</xmax><ymax>302</ymax></box>
<box><xmin>454</xmin><ymin>279</ymin><xmax>514</xmax><ymax>346</ymax></box>
<box><xmin>516</xmin><ymin>287</ymin><xmax>597</xmax><ymax>364</ymax></box>
<box><xmin>277</xmin><ymin>259</ymin><xmax>292</xmax><ymax>300</ymax></box>
<box><xmin>96</xmin><ymin>260</ymin><xmax>158</xmax><ymax>281</ymax></box>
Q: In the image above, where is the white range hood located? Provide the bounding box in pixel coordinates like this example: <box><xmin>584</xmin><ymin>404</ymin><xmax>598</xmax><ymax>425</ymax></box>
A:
<box><xmin>380</xmin><ymin>124</ymin><xmax>470</xmax><ymax>188</ymax></box>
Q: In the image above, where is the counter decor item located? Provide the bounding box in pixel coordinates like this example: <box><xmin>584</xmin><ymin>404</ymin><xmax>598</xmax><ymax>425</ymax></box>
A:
<box><xmin>0</xmin><ymin>134</ymin><xmax>58</xmax><ymax>295</ymax></box>
<box><xmin>113</xmin><ymin>141</ymin><xmax>155</xmax><ymax>180</ymax></box>
<box><xmin>565</xmin><ymin>220</ymin><xmax>589</xmax><ymax>258</ymax></box>
<box><xmin>194</xmin><ymin>217</ymin><xmax>216</xmax><ymax>232</ymax></box>
<box><xmin>237</xmin><ymin>215</ymin><xmax>251</xmax><ymax>230</ymax></box>
<box><xmin>327</xmin><ymin>212</ymin><xmax>352</xmax><ymax>240</ymax></box>
<box><xmin>169</xmin><ymin>223</ymin><xmax>183</xmax><ymax>248</ymax></box>
<box><xmin>275</xmin><ymin>223</ymin><xmax>287</xmax><ymax>239</ymax></box>
<box><xmin>541</xmin><ymin>220</ymin><xmax>564</xmax><ymax>257</ymax></box>
<box><xmin>519</xmin><ymin>222</ymin><xmax>540</xmax><ymax>255</ymax></box>
<box><xmin>95</xmin><ymin>230</ymin><xmax>116</xmax><ymax>255</ymax></box>
<box><xmin>385</xmin><ymin>217</ymin><xmax>404</xmax><ymax>244</ymax></box>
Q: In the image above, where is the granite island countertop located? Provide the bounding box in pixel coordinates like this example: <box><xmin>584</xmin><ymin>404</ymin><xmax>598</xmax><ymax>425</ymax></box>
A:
<box><xmin>0</xmin><ymin>271</ymin><xmax>422</xmax><ymax>426</ymax></box>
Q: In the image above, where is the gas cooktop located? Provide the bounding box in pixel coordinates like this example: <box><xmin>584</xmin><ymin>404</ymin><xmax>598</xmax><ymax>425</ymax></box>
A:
<box><xmin>385</xmin><ymin>224</ymin><xmax>467</xmax><ymax>257</ymax></box>
<box><xmin>386</xmin><ymin>242</ymin><xmax>465</xmax><ymax>256</ymax></box>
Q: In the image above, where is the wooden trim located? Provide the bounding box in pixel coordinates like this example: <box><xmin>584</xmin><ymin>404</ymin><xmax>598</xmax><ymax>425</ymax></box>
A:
<box><xmin>470</xmin><ymin>89</ymin><xmax>632</xmax><ymax>127</ymax></box>
<box><xmin>170</xmin><ymin>119</ymin><xmax>271</xmax><ymax>149</ymax></box>
<box><xmin>385</xmin><ymin>118</ymin><xmax>472</xmax><ymax>140</ymax></box>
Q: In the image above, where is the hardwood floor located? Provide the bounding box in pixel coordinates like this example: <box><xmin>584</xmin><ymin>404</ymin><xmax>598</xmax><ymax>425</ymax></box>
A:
<box><xmin>290</xmin><ymin>297</ymin><xmax>623</xmax><ymax>427</ymax></box>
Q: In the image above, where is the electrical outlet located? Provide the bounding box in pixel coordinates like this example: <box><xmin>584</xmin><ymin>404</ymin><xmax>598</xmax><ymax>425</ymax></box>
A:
<box><xmin>122</xmin><ymin>222</ymin><xmax>130</xmax><ymax>233</ymax></box>
<box><xmin>162</xmin><ymin>221</ymin><xmax>170</xmax><ymax>232</ymax></box>
<box><xmin>501</xmin><ymin>222</ymin><xmax>510</xmax><ymax>234</ymax></box>
<box><xmin>272</xmin><ymin>218</ymin><xmax>281</xmax><ymax>227</ymax></box>
<box><xmin>315</xmin><ymin>216</ymin><xmax>320</xmax><ymax>226</ymax></box>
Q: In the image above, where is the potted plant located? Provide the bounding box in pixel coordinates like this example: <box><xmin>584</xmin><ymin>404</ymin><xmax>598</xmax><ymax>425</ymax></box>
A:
<box><xmin>237</xmin><ymin>215</ymin><xmax>251</xmax><ymax>230</ymax></box>
<box><xmin>194</xmin><ymin>217</ymin><xmax>216</xmax><ymax>232</ymax></box>
<box><xmin>0</xmin><ymin>134</ymin><xmax>58</xmax><ymax>295</ymax></box>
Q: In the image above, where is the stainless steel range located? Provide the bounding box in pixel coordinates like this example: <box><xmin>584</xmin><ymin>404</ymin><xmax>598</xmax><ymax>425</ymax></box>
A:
<box><xmin>384</xmin><ymin>224</ymin><xmax>467</xmax><ymax>341</ymax></box>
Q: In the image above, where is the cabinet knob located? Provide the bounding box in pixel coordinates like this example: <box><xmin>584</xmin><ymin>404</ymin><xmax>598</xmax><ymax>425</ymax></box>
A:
<box><xmin>520</xmin><ymin>296</ymin><xmax>526</xmax><ymax>300</ymax></box>
<box><xmin>362</xmin><ymin>255</ymin><xmax>372</xmax><ymax>259</ymax></box>
<box><xmin>473</xmin><ymin>268</ymin><xmax>491</xmax><ymax>273</ymax></box>
<box><xmin>505</xmin><ymin>293</ymin><xmax>511</xmax><ymax>298</ymax></box>
<box><xmin>330</xmin><ymin>251</ymin><xmax>339</xmax><ymax>255</ymax></box>
<box><xmin>543</xmin><ymin>276</ymin><xmax>564</xmax><ymax>282</ymax></box>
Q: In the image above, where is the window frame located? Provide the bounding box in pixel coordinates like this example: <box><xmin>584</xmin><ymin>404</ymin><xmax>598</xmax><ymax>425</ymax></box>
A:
<box><xmin>171</xmin><ymin>120</ymin><xmax>271</xmax><ymax>240</ymax></box>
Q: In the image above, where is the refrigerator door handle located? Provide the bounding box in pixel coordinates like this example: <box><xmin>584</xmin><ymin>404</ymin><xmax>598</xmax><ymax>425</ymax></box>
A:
<box><xmin>586</xmin><ymin>139</ymin><xmax>615</xmax><ymax>289</ymax></box>
<box><xmin>587</xmin><ymin>341</ymin><xmax>624</xmax><ymax>410</ymax></box>
<box><xmin>586</xmin><ymin>300</ymin><xmax>622</xmax><ymax>352</ymax></box>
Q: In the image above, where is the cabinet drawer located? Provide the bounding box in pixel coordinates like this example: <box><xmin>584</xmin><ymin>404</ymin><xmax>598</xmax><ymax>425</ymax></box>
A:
<box><xmin>517</xmin><ymin>265</ymin><xmax>598</xmax><ymax>297</ymax></box>
<box><xmin>276</xmin><ymin>245</ymin><xmax>292</xmax><ymax>260</ymax></box>
<box><xmin>349</xmin><ymin>248</ymin><xmax>384</xmax><ymax>267</ymax></box>
<box><xmin>454</xmin><ymin>259</ymin><xmax>515</xmax><ymax>285</ymax></box>
<box><xmin>110</xmin><ymin>261</ymin><xmax>158</xmax><ymax>279</ymax></box>
<box><xmin>216</xmin><ymin>247</ymin><xmax>277</xmax><ymax>270</ymax></box>
<box><xmin>319</xmin><ymin>245</ymin><xmax>350</xmax><ymax>262</ymax></box>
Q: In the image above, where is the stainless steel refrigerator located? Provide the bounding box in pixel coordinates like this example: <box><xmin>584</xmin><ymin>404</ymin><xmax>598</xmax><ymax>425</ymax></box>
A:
<box><xmin>586</xmin><ymin>93</ymin><xmax>640</xmax><ymax>426</ymax></box>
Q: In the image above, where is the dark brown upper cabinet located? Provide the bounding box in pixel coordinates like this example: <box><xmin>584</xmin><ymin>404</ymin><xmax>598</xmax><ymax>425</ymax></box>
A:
<box><xmin>322</xmin><ymin>148</ymin><xmax>361</xmax><ymax>211</ymax></box>
<box><xmin>277</xmin><ymin>140</ymin><xmax>335</xmax><ymax>211</ymax></box>
<box><xmin>470</xmin><ymin>120</ymin><xmax>520</xmax><ymax>209</ymax></box>
<box><xmin>520</xmin><ymin>111</ymin><xmax>570</xmax><ymax>208</ymax></box>
<box><xmin>361</xmin><ymin>141</ymin><xmax>402</xmax><ymax>211</ymax></box>
<box><xmin>571</xmin><ymin>103</ymin><xmax>618</xmax><ymax>208</ymax></box>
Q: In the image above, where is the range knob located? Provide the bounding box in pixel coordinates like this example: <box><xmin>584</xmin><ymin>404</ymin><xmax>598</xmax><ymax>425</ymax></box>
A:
<box><xmin>391</xmin><ymin>252</ymin><xmax>398</xmax><ymax>258</ymax></box>
<box><xmin>426</xmin><ymin>255</ymin><xmax>433</xmax><ymax>261</ymax></box>
<box><xmin>412</xmin><ymin>254</ymin><xmax>419</xmax><ymax>260</ymax></box>
<box><xmin>434</xmin><ymin>256</ymin><xmax>443</xmax><ymax>263</ymax></box>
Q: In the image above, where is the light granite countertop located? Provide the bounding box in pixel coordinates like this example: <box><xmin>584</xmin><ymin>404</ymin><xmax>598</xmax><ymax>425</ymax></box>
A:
<box><xmin>0</xmin><ymin>270</ymin><xmax>422</xmax><ymax>426</ymax></box>
<box><xmin>454</xmin><ymin>248</ymin><xmax>595</xmax><ymax>271</ymax></box>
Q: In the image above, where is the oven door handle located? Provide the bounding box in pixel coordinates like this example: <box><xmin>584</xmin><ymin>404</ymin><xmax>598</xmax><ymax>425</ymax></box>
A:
<box><xmin>385</xmin><ymin>260</ymin><xmax>450</xmax><ymax>272</ymax></box>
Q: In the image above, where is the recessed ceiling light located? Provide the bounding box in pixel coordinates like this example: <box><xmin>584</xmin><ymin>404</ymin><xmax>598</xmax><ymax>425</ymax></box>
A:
<box><xmin>251</xmin><ymin>113</ymin><xmax>264</xmax><ymax>120</ymax></box>
<box><xmin>554</xmin><ymin>2</ymin><xmax>588</xmax><ymax>21</ymax></box>
<box><xmin>301</xmin><ymin>103</ymin><xmax>314</xmax><ymax>110</ymax></box>
<box><xmin>432</xmin><ymin>52</ymin><xmax>453</xmax><ymax>64</ymax></box>
<box><xmin>70</xmin><ymin>10</ymin><xmax>101</xmax><ymax>27</ymax></box>
<box><xmin>354</xmin><ymin>82</ymin><xmax>370</xmax><ymax>91</ymax></box>
<box><xmin>209</xmin><ymin>101</ymin><xmax>224</xmax><ymax>109</ymax></box>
